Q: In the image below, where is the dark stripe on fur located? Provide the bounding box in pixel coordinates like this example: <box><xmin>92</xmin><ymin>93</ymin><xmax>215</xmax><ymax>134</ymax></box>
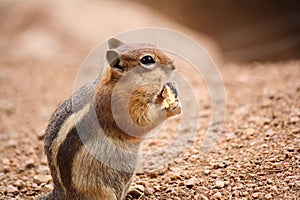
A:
<box><xmin>44</xmin><ymin>82</ymin><xmax>96</xmax><ymax>190</ymax></box>
<box><xmin>57</xmin><ymin>126</ymin><xmax>83</xmax><ymax>193</ymax></box>
<box><xmin>56</xmin><ymin>102</ymin><xmax>99</xmax><ymax>195</ymax></box>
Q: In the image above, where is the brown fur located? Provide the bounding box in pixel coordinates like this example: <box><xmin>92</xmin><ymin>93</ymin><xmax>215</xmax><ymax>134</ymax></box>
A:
<box><xmin>38</xmin><ymin>38</ymin><xmax>181</xmax><ymax>200</ymax></box>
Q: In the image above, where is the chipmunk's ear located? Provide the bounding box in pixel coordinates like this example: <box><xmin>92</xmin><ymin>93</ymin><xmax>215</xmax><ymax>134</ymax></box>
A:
<box><xmin>108</xmin><ymin>37</ymin><xmax>124</xmax><ymax>49</ymax></box>
<box><xmin>106</xmin><ymin>49</ymin><xmax>124</xmax><ymax>72</ymax></box>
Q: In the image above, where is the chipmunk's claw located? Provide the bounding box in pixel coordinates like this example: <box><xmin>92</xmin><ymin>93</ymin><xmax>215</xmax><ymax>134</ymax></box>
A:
<box><xmin>126</xmin><ymin>185</ymin><xmax>144</xmax><ymax>200</ymax></box>
<box><xmin>167</xmin><ymin>99</ymin><xmax>181</xmax><ymax>116</ymax></box>
<box><xmin>165</xmin><ymin>82</ymin><xmax>178</xmax><ymax>97</ymax></box>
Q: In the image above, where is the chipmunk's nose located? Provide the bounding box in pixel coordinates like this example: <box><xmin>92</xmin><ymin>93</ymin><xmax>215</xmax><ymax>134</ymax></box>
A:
<box><xmin>171</xmin><ymin>64</ymin><xmax>175</xmax><ymax>70</ymax></box>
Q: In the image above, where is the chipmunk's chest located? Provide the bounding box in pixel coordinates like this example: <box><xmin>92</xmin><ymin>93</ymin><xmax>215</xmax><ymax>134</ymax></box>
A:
<box><xmin>70</xmin><ymin>141</ymin><xmax>137</xmax><ymax>196</ymax></box>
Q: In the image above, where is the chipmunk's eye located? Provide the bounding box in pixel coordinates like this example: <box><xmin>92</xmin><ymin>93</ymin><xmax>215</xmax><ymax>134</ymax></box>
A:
<box><xmin>140</xmin><ymin>55</ymin><xmax>155</xmax><ymax>65</ymax></box>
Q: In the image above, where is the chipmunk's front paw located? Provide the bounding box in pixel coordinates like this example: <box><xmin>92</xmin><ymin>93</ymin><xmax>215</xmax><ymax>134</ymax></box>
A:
<box><xmin>126</xmin><ymin>185</ymin><xmax>144</xmax><ymax>200</ymax></box>
<box><xmin>161</xmin><ymin>82</ymin><xmax>181</xmax><ymax>117</ymax></box>
<box><xmin>167</xmin><ymin>99</ymin><xmax>181</xmax><ymax>117</ymax></box>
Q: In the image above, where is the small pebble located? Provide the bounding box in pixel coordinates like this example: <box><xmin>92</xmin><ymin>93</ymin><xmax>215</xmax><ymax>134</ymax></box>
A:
<box><xmin>6</xmin><ymin>185</ymin><xmax>18</xmax><ymax>194</ymax></box>
<box><xmin>170</xmin><ymin>173</ymin><xmax>181</xmax><ymax>180</ymax></box>
<box><xmin>41</xmin><ymin>156</ymin><xmax>48</xmax><ymax>165</ymax></box>
<box><xmin>33</xmin><ymin>175</ymin><xmax>52</xmax><ymax>184</ymax></box>
<box><xmin>242</xmin><ymin>191</ymin><xmax>249</xmax><ymax>196</ymax></box>
<box><xmin>215</xmin><ymin>180</ymin><xmax>225</xmax><ymax>188</ymax></box>
<box><xmin>266</xmin><ymin>129</ymin><xmax>274</xmax><ymax>137</ymax></box>
<box><xmin>184</xmin><ymin>177</ymin><xmax>199</xmax><ymax>188</ymax></box>
<box><xmin>291</xmin><ymin>128</ymin><xmax>300</xmax><ymax>134</ymax></box>
<box><xmin>252</xmin><ymin>192</ymin><xmax>260</xmax><ymax>198</ymax></box>
<box><xmin>14</xmin><ymin>180</ymin><xmax>24</xmax><ymax>187</ymax></box>
<box><xmin>37</xmin><ymin>132</ymin><xmax>45</xmax><ymax>140</ymax></box>
<box><xmin>25</xmin><ymin>159</ymin><xmax>35</xmax><ymax>169</ymax></box>
<box><xmin>7</xmin><ymin>139</ymin><xmax>17</xmax><ymax>147</ymax></box>
<box><xmin>265</xmin><ymin>193</ymin><xmax>272</xmax><ymax>199</ymax></box>
<box><xmin>232</xmin><ymin>186</ymin><xmax>241</xmax><ymax>190</ymax></box>
<box><xmin>282</xmin><ymin>186</ymin><xmax>289</xmax><ymax>191</ymax></box>
<box><xmin>270</xmin><ymin>185</ymin><xmax>277</xmax><ymax>192</ymax></box>
<box><xmin>267</xmin><ymin>179</ymin><xmax>273</xmax><ymax>184</ymax></box>
<box><xmin>213</xmin><ymin>192</ymin><xmax>222</xmax><ymax>199</ymax></box>
<box><xmin>45</xmin><ymin>184</ymin><xmax>54</xmax><ymax>190</ymax></box>
<box><xmin>2</xmin><ymin>158</ymin><xmax>10</xmax><ymax>165</ymax></box>
<box><xmin>247</xmin><ymin>183</ymin><xmax>256</xmax><ymax>188</ymax></box>
<box><xmin>38</xmin><ymin>165</ymin><xmax>50</xmax><ymax>175</ymax></box>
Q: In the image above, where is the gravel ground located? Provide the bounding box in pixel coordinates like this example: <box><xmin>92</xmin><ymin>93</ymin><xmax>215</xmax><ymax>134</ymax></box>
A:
<box><xmin>136</xmin><ymin>61</ymin><xmax>300</xmax><ymax>200</ymax></box>
<box><xmin>0</xmin><ymin>56</ymin><xmax>299</xmax><ymax>199</ymax></box>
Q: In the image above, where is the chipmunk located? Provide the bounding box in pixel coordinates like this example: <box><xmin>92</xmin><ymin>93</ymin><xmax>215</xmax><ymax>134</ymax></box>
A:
<box><xmin>38</xmin><ymin>37</ymin><xmax>181</xmax><ymax>200</ymax></box>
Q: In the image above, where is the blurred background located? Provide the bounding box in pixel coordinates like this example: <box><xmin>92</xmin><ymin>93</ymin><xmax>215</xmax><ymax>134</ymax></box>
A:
<box><xmin>137</xmin><ymin>0</ymin><xmax>300</xmax><ymax>61</ymax></box>
<box><xmin>1</xmin><ymin>0</ymin><xmax>300</xmax><ymax>63</ymax></box>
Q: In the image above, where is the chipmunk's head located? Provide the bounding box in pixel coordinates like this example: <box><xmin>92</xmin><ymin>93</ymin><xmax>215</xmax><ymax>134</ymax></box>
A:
<box><xmin>106</xmin><ymin>37</ymin><xmax>175</xmax><ymax>87</ymax></box>
<box><xmin>104</xmin><ymin>37</ymin><xmax>177</xmax><ymax>136</ymax></box>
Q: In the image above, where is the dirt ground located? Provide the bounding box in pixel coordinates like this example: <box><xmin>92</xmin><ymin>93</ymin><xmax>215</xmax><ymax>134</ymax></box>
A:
<box><xmin>0</xmin><ymin>55</ymin><xmax>299</xmax><ymax>200</ymax></box>
<box><xmin>0</xmin><ymin>1</ymin><xmax>300</xmax><ymax>200</ymax></box>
